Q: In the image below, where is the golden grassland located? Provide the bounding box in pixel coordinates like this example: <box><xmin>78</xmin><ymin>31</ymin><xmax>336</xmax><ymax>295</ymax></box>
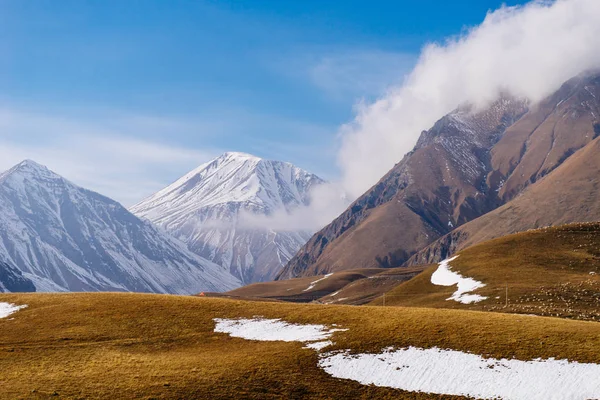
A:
<box><xmin>374</xmin><ymin>223</ymin><xmax>600</xmax><ymax>320</ymax></box>
<box><xmin>2</xmin><ymin>292</ymin><xmax>600</xmax><ymax>399</ymax></box>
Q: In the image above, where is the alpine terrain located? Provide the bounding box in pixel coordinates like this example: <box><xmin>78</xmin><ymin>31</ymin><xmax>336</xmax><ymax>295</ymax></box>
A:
<box><xmin>0</xmin><ymin>160</ymin><xmax>240</xmax><ymax>293</ymax></box>
<box><xmin>0</xmin><ymin>261</ymin><xmax>36</xmax><ymax>293</ymax></box>
<box><xmin>279</xmin><ymin>72</ymin><xmax>600</xmax><ymax>279</ymax></box>
<box><xmin>131</xmin><ymin>152</ymin><xmax>325</xmax><ymax>284</ymax></box>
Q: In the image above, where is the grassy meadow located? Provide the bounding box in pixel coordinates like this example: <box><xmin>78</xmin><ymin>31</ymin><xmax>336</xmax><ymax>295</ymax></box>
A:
<box><xmin>2</xmin><ymin>292</ymin><xmax>600</xmax><ymax>399</ymax></box>
<box><xmin>374</xmin><ymin>223</ymin><xmax>600</xmax><ymax>321</ymax></box>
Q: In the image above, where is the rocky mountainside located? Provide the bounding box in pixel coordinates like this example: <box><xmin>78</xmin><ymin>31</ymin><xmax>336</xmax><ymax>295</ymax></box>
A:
<box><xmin>0</xmin><ymin>160</ymin><xmax>240</xmax><ymax>293</ymax></box>
<box><xmin>0</xmin><ymin>261</ymin><xmax>36</xmax><ymax>293</ymax></box>
<box><xmin>131</xmin><ymin>152</ymin><xmax>325</xmax><ymax>284</ymax></box>
<box><xmin>279</xmin><ymin>72</ymin><xmax>600</xmax><ymax>279</ymax></box>
<box><xmin>408</xmin><ymin>134</ymin><xmax>600</xmax><ymax>265</ymax></box>
<box><xmin>278</xmin><ymin>97</ymin><xmax>529</xmax><ymax>279</ymax></box>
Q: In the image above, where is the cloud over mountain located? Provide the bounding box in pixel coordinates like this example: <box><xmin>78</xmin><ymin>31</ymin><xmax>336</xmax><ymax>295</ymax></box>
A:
<box><xmin>338</xmin><ymin>0</ymin><xmax>600</xmax><ymax>198</ymax></box>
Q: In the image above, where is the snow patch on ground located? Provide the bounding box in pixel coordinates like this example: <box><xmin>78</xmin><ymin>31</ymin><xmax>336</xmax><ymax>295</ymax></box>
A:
<box><xmin>214</xmin><ymin>317</ymin><xmax>600</xmax><ymax>398</ymax></box>
<box><xmin>304</xmin><ymin>341</ymin><xmax>333</xmax><ymax>351</ymax></box>
<box><xmin>0</xmin><ymin>302</ymin><xmax>27</xmax><ymax>319</ymax></box>
<box><xmin>430</xmin><ymin>256</ymin><xmax>487</xmax><ymax>304</ymax></box>
<box><xmin>214</xmin><ymin>317</ymin><xmax>345</xmax><ymax>352</ymax></box>
<box><xmin>303</xmin><ymin>273</ymin><xmax>333</xmax><ymax>292</ymax></box>
<box><xmin>319</xmin><ymin>346</ymin><xmax>600</xmax><ymax>400</ymax></box>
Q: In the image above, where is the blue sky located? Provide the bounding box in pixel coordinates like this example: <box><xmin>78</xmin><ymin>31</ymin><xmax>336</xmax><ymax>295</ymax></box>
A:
<box><xmin>0</xmin><ymin>0</ymin><xmax>529</xmax><ymax>205</ymax></box>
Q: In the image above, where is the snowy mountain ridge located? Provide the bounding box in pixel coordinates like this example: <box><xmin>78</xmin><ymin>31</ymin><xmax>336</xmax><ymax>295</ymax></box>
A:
<box><xmin>0</xmin><ymin>159</ymin><xmax>240</xmax><ymax>294</ymax></box>
<box><xmin>131</xmin><ymin>152</ymin><xmax>325</xmax><ymax>284</ymax></box>
<box><xmin>132</xmin><ymin>152</ymin><xmax>323</xmax><ymax>222</ymax></box>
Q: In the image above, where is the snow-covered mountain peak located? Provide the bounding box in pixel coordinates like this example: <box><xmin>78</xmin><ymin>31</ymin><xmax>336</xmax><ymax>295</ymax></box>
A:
<box><xmin>1</xmin><ymin>159</ymin><xmax>57</xmax><ymax>181</ymax></box>
<box><xmin>0</xmin><ymin>160</ymin><xmax>240</xmax><ymax>293</ymax></box>
<box><xmin>220</xmin><ymin>151</ymin><xmax>261</xmax><ymax>161</ymax></box>
<box><xmin>0</xmin><ymin>160</ymin><xmax>73</xmax><ymax>198</ymax></box>
<box><xmin>130</xmin><ymin>152</ymin><xmax>325</xmax><ymax>283</ymax></box>
<box><xmin>16</xmin><ymin>159</ymin><xmax>46</xmax><ymax>169</ymax></box>
<box><xmin>131</xmin><ymin>152</ymin><xmax>325</xmax><ymax>223</ymax></box>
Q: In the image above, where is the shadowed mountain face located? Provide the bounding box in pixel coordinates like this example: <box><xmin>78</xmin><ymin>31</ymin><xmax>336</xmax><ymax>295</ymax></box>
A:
<box><xmin>131</xmin><ymin>152</ymin><xmax>325</xmax><ymax>284</ymax></box>
<box><xmin>0</xmin><ymin>160</ymin><xmax>240</xmax><ymax>294</ymax></box>
<box><xmin>0</xmin><ymin>261</ymin><xmax>36</xmax><ymax>293</ymax></box>
<box><xmin>279</xmin><ymin>72</ymin><xmax>600</xmax><ymax>280</ymax></box>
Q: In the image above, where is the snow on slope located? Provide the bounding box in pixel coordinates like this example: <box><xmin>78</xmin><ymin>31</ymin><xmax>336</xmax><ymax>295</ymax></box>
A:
<box><xmin>0</xmin><ymin>160</ymin><xmax>240</xmax><ymax>294</ymax></box>
<box><xmin>131</xmin><ymin>152</ymin><xmax>325</xmax><ymax>284</ymax></box>
<box><xmin>430</xmin><ymin>256</ymin><xmax>488</xmax><ymax>304</ymax></box>
<box><xmin>0</xmin><ymin>302</ymin><xmax>27</xmax><ymax>319</ymax></box>
<box><xmin>214</xmin><ymin>317</ymin><xmax>344</xmax><ymax>343</ymax></box>
<box><xmin>214</xmin><ymin>317</ymin><xmax>345</xmax><ymax>352</ymax></box>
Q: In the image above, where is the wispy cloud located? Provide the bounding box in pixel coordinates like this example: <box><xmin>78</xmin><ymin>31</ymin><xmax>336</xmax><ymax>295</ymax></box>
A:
<box><xmin>268</xmin><ymin>47</ymin><xmax>415</xmax><ymax>104</ymax></box>
<box><xmin>307</xmin><ymin>49</ymin><xmax>415</xmax><ymax>102</ymax></box>
<box><xmin>0</xmin><ymin>104</ymin><xmax>340</xmax><ymax>208</ymax></box>
<box><xmin>0</xmin><ymin>107</ymin><xmax>222</xmax><ymax>206</ymax></box>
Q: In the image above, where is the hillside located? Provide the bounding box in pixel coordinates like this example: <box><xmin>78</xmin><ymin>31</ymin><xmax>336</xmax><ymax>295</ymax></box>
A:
<box><xmin>279</xmin><ymin>72</ymin><xmax>600</xmax><ymax>279</ymax></box>
<box><xmin>131</xmin><ymin>152</ymin><xmax>324</xmax><ymax>284</ymax></box>
<box><xmin>219</xmin><ymin>266</ymin><xmax>425</xmax><ymax>305</ymax></box>
<box><xmin>2</xmin><ymin>292</ymin><xmax>600</xmax><ymax>399</ymax></box>
<box><xmin>0</xmin><ymin>160</ymin><xmax>239</xmax><ymax>294</ymax></box>
<box><xmin>377</xmin><ymin>223</ymin><xmax>600</xmax><ymax>321</ymax></box>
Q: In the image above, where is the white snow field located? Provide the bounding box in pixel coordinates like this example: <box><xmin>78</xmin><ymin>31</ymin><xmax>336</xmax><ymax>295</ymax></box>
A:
<box><xmin>319</xmin><ymin>346</ymin><xmax>600</xmax><ymax>400</ymax></box>
<box><xmin>213</xmin><ymin>317</ymin><xmax>344</xmax><ymax>351</ymax></box>
<box><xmin>430</xmin><ymin>255</ymin><xmax>488</xmax><ymax>304</ymax></box>
<box><xmin>0</xmin><ymin>302</ymin><xmax>27</xmax><ymax>319</ymax></box>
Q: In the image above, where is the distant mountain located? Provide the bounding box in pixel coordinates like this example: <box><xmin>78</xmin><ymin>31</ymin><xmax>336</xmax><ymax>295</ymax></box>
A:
<box><xmin>279</xmin><ymin>72</ymin><xmax>600</xmax><ymax>279</ymax></box>
<box><xmin>0</xmin><ymin>260</ymin><xmax>36</xmax><ymax>293</ymax></box>
<box><xmin>130</xmin><ymin>152</ymin><xmax>325</xmax><ymax>284</ymax></box>
<box><xmin>0</xmin><ymin>160</ymin><xmax>239</xmax><ymax>293</ymax></box>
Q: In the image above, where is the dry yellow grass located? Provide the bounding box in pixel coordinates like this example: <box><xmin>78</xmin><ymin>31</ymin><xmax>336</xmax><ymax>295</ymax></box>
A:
<box><xmin>2</xmin><ymin>292</ymin><xmax>600</xmax><ymax>399</ymax></box>
<box><xmin>375</xmin><ymin>223</ymin><xmax>600</xmax><ymax>321</ymax></box>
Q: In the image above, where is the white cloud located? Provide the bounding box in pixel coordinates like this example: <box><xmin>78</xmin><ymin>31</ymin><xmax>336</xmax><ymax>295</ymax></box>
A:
<box><xmin>0</xmin><ymin>108</ymin><xmax>220</xmax><ymax>206</ymax></box>
<box><xmin>243</xmin><ymin>0</ymin><xmax>600</xmax><ymax>233</ymax></box>
<box><xmin>338</xmin><ymin>0</ymin><xmax>600</xmax><ymax>198</ymax></box>
<box><xmin>238</xmin><ymin>182</ymin><xmax>349</xmax><ymax>232</ymax></box>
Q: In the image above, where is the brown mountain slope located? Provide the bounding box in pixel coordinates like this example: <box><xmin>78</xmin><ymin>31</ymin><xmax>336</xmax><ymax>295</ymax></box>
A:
<box><xmin>279</xmin><ymin>72</ymin><xmax>600</xmax><ymax>279</ymax></box>
<box><xmin>408</xmin><ymin>135</ymin><xmax>600</xmax><ymax>265</ymax></box>
<box><xmin>379</xmin><ymin>223</ymin><xmax>600</xmax><ymax>322</ymax></box>
<box><xmin>277</xmin><ymin>98</ymin><xmax>528</xmax><ymax>279</ymax></box>
<box><xmin>490</xmin><ymin>73</ymin><xmax>600</xmax><ymax>200</ymax></box>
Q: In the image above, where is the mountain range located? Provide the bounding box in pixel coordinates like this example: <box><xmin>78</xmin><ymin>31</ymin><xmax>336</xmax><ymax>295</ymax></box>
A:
<box><xmin>279</xmin><ymin>71</ymin><xmax>600</xmax><ymax>279</ymax></box>
<box><xmin>0</xmin><ymin>160</ymin><xmax>240</xmax><ymax>293</ymax></box>
<box><xmin>1</xmin><ymin>72</ymin><xmax>600</xmax><ymax>295</ymax></box>
<box><xmin>131</xmin><ymin>152</ymin><xmax>325</xmax><ymax>284</ymax></box>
